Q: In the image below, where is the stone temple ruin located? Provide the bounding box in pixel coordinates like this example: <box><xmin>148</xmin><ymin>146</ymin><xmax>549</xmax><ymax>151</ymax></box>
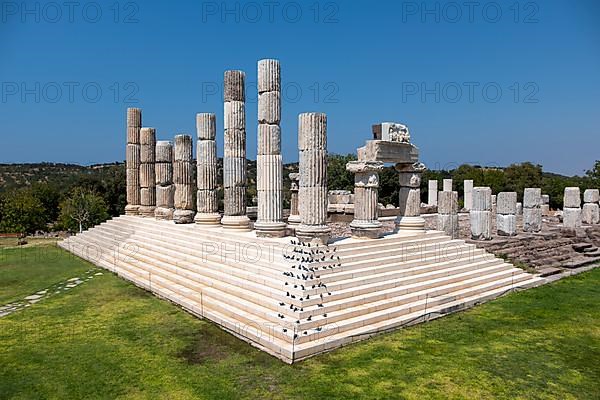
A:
<box><xmin>61</xmin><ymin>59</ymin><xmax>559</xmax><ymax>363</ymax></box>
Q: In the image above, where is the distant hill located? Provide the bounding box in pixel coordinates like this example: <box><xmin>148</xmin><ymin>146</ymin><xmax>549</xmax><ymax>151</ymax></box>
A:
<box><xmin>0</xmin><ymin>163</ymin><xmax>125</xmax><ymax>192</ymax></box>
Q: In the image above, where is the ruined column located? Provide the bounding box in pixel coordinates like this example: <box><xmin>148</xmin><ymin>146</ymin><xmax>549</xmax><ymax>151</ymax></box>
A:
<box><xmin>395</xmin><ymin>162</ymin><xmax>427</xmax><ymax>231</ymax></box>
<box><xmin>155</xmin><ymin>141</ymin><xmax>174</xmax><ymax>220</ymax></box>
<box><xmin>139</xmin><ymin>127</ymin><xmax>156</xmax><ymax>217</ymax></box>
<box><xmin>516</xmin><ymin>202</ymin><xmax>523</xmax><ymax>216</ymax></box>
<box><xmin>287</xmin><ymin>172</ymin><xmax>301</xmax><ymax>227</ymax></box>
<box><xmin>463</xmin><ymin>179</ymin><xmax>474</xmax><ymax>211</ymax></box>
<box><xmin>582</xmin><ymin>189</ymin><xmax>600</xmax><ymax>225</ymax></box>
<box><xmin>222</xmin><ymin>70</ymin><xmax>251</xmax><ymax>230</ymax></box>
<box><xmin>497</xmin><ymin>192</ymin><xmax>517</xmax><ymax>236</ymax></box>
<box><xmin>541</xmin><ymin>194</ymin><xmax>550</xmax><ymax>216</ymax></box>
<box><xmin>255</xmin><ymin>59</ymin><xmax>286</xmax><ymax>237</ymax></box>
<box><xmin>194</xmin><ymin>113</ymin><xmax>221</xmax><ymax>225</ymax></box>
<box><xmin>296</xmin><ymin>112</ymin><xmax>331</xmax><ymax>244</ymax></box>
<box><xmin>470</xmin><ymin>187</ymin><xmax>492</xmax><ymax>240</ymax></box>
<box><xmin>347</xmin><ymin>161</ymin><xmax>384</xmax><ymax>239</ymax></box>
<box><xmin>563</xmin><ymin>187</ymin><xmax>582</xmax><ymax>230</ymax></box>
<box><xmin>443</xmin><ymin>179</ymin><xmax>453</xmax><ymax>192</ymax></box>
<box><xmin>437</xmin><ymin>191</ymin><xmax>458</xmax><ymax>238</ymax></box>
<box><xmin>428</xmin><ymin>180</ymin><xmax>438</xmax><ymax>206</ymax></box>
<box><xmin>523</xmin><ymin>188</ymin><xmax>542</xmax><ymax>232</ymax></box>
<box><xmin>491</xmin><ymin>194</ymin><xmax>497</xmax><ymax>216</ymax></box>
<box><xmin>125</xmin><ymin>108</ymin><xmax>141</xmax><ymax>215</ymax></box>
<box><xmin>173</xmin><ymin>134</ymin><xmax>195</xmax><ymax>224</ymax></box>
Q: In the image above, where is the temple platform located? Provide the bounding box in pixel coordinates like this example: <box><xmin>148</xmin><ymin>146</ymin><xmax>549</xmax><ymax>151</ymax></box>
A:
<box><xmin>59</xmin><ymin>215</ymin><xmax>544</xmax><ymax>363</ymax></box>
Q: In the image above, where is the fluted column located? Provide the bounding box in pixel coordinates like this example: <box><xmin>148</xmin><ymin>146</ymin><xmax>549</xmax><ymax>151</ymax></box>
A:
<box><xmin>125</xmin><ymin>108</ymin><xmax>141</xmax><ymax>215</ymax></box>
<box><xmin>173</xmin><ymin>134</ymin><xmax>195</xmax><ymax>224</ymax></box>
<box><xmin>139</xmin><ymin>127</ymin><xmax>156</xmax><ymax>217</ymax></box>
<box><xmin>194</xmin><ymin>113</ymin><xmax>221</xmax><ymax>225</ymax></box>
<box><xmin>255</xmin><ymin>59</ymin><xmax>286</xmax><ymax>237</ymax></box>
<box><xmin>296</xmin><ymin>113</ymin><xmax>331</xmax><ymax>244</ymax></box>
<box><xmin>395</xmin><ymin>162</ymin><xmax>426</xmax><ymax>231</ymax></box>
<box><xmin>287</xmin><ymin>172</ymin><xmax>301</xmax><ymax>227</ymax></box>
<box><xmin>347</xmin><ymin>161</ymin><xmax>384</xmax><ymax>239</ymax></box>
<box><xmin>221</xmin><ymin>70</ymin><xmax>251</xmax><ymax>230</ymax></box>
<box><xmin>155</xmin><ymin>141</ymin><xmax>174</xmax><ymax>220</ymax></box>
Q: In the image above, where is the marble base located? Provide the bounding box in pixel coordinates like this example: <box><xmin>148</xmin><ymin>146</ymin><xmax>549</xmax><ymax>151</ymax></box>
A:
<box><xmin>125</xmin><ymin>205</ymin><xmax>140</xmax><ymax>216</ymax></box>
<box><xmin>254</xmin><ymin>221</ymin><xmax>288</xmax><ymax>238</ymax></box>
<box><xmin>395</xmin><ymin>216</ymin><xmax>426</xmax><ymax>231</ymax></box>
<box><xmin>296</xmin><ymin>224</ymin><xmax>331</xmax><ymax>245</ymax></box>
<box><xmin>221</xmin><ymin>215</ymin><xmax>251</xmax><ymax>230</ymax></box>
<box><xmin>138</xmin><ymin>206</ymin><xmax>156</xmax><ymax>218</ymax></box>
<box><xmin>154</xmin><ymin>207</ymin><xmax>174</xmax><ymax>221</ymax></box>
<box><xmin>173</xmin><ymin>210</ymin><xmax>195</xmax><ymax>224</ymax></box>
<box><xmin>194</xmin><ymin>212</ymin><xmax>221</xmax><ymax>225</ymax></box>
<box><xmin>350</xmin><ymin>220</ymin><xmax>382</xmax><ymax>239</ymax></box>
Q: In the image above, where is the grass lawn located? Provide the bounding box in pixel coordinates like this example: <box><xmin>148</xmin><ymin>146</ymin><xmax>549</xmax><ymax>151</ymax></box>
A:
<box><xmin>0</xmin><ymin>242</ymin><xmax>92</xmax><ymax>304</ymax></box>
<box><xmin>0</xmin><ymin>245</ymin><xmax>599</xmax><ymax>400</ymax></box>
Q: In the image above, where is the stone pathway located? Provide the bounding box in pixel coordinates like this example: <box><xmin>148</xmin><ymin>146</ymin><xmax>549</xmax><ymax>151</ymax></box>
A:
<box><xmin>0</xmin><ymin>268</ymin><xmax>103</xmax><ymax>318</ymax></box>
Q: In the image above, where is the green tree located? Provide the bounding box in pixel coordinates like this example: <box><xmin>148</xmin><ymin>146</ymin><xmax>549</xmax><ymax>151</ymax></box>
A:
<box><xmin>327</xmin><ymin>154</ymin><xmax>356</xmax><ymax>192</ymax></box>
<box><xmin>30</xmin><ymin>182</ymin><xmax>63</xmax><ymax>223</ymax></box>
<box><xmin>504</xmin><ymin>162</ymin><xmax>543</xmax><ymax>200</ymax></box>
<box><xmin>586</xmin><ymin>160</ymin><xmax>600</xmax><ymax>184</ymax></box>
<box><xmin>58</xmin><ymin>188</ymin><xmax>109</xmax><ymax>233</ymax></box>
<box><xmin>0</xmin><ymin>188</ymin><xmax>46</xmax><ymax>234</ymax></box>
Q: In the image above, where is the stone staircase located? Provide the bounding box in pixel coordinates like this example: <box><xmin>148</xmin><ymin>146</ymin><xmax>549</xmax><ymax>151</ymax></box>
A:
<box><xmin>58</xmin><ymin>215</ymin><xmax>544</xmax><ymax>363</ymax></box>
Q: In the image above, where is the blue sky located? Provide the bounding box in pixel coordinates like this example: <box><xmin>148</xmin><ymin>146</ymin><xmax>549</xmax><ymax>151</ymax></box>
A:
<box><xmin>1</xmin><ymin>0</ymin><xmax>599</xmax><ymax>175</ymax></box>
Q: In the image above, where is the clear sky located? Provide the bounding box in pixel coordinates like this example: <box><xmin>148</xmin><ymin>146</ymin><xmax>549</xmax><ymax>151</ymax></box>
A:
<box><xmin>1</xmin><ymin>0</ymin><xmax>599</xmax><ymax>175</ymax></box>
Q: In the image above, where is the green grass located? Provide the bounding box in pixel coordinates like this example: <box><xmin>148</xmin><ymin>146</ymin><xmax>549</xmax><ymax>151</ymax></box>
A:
<box><xmin>1</xmin><ymin>247</ymin><xmax>599</xmax><ymax>400</ymax></box>
<box><xmin>0</xmin><ymin>242</ymin><xmax>91</xmax><ymax>304</ymax></box>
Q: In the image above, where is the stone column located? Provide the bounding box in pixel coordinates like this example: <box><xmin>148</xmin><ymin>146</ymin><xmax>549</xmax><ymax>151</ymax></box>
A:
<box><xmin>222</xmin><ymin>70</ymin><xmax>251</xmax><ymax>230</ymax></box>
<box><xmin>173</xmin><ymin>134</ymin><xmax>195</xmax><ymax>224</ymax></box>
<box><xmin>582</xmin><ymin>189</ymin><xmax>600</xmax><ymax>225</ymax></box>
<box><xmin>428</xmin><ymin>180</ymin><xmax>438</xmax><ymax>206</ymax></box>
<box><xmin>155</xmin><ymin>141</ymin><xmax>174</xmax><ymax>220</ymax></box>
<box><xmin>523</xmin><ymin>188</ymin><xmax>542</xmax><ymax>232</ymax></box>
<box><xmin>287</xmin><ymin>172</ymin><xmax>301</xmax><ymax>227</ymax></box>
<box><xmin>443</xmin><ymin>179</ymin><xmax>452</xmax><ymax>192</ymax></box>
<box><xmin>463</xmin><ymin>179</ymin><xmax>474</xmax><ymax>211</ymax></box>
<box><xmin>255</xmin><ymin>59</ymin><xmax>286</xmax><ymax>237</ymax></box>
<box><xmin>563</xmin><ymin>187</ymin><xmax>582</xmax><ymax>230</ymax></box>
<box><xmin>438</xmin><ymin>191</ymin><xmax>458</xmax><ymax>238</ymax></box>
<box><xmin>541</xmin><ymin>194</ymin><xmax>550</xmax><ymax>216</ymax></box>
<box><xmin>194</xmin><ymin>113</ymin><xmax>221</xmax><ymax>225</ymax></box>
<box><xmin>139</xmin><ymin>127</ymin><xmax>156</xmax><ymax>217</ymax></box>
<box><xmin>491</xmin><ymin>194</ymin><xmax>497</xmax><ymax>216</ymax></box>
<box><xmin>497</xmin><ymin>192</ymin><xmax>517</xmax><ymax>236</ymax></box>
<box><xmin>125</xmin><ymin>108</ymin><xmax>141</xmax><ymax>215</ymax></box>
<box><xmin>347</xmin><ymin>161</ymin><xmax>384</xmax><ymax>239</ymax></box>
<box><xmin>516</xmin><ymin>202</ymin><xmax>523</xmax><ymax>216</ymax></box>
<box><xmin>296</xmin><ymin>112</ymin><xmax>331</xmax><ymax>244</ymax></box>
<box><xmin>470</xmin><ymin>187</ymin><xmax>492</xmax><ymax>240</ymax></box>
<box><xmin>395</xmin><ymin>162</ymin><xmax>427</xmax><ymax>231</ymax></box>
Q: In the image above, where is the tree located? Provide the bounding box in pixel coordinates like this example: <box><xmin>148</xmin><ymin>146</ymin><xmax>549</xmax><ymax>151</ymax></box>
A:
<box><xmin>504</xmin><ymin>162</ymin><xmax>543</xmax><ymax>200</ymax></box>
<box><xmin>59</xmin><ymin>187</ymin><xmax>109</xmax><ymax>233</ymax></box>
<box><xmin>586</xmin><ymin>160</ymin><xmax>600</xmax><ymax>184</ymax></box>
<box><xmin>328</xmin><ymin>154</ymin><xmax>356</xmax><ymax>192</ymax></box>
<box><xmin>0</xmin><ymin>188</ymin><xmax>46</xmax><ymax>234</ymax></box>
<box><xmin>30</xmin><ymin>182</ymin><xmax>62</xmax><ymax>223</ymax></box>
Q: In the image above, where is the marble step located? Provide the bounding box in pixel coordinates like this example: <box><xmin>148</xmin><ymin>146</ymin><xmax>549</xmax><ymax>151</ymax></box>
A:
<box><xmin>68</xmin><ymin>229</ymin><xmax>518</xmax><ymax>319</ymax></box>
